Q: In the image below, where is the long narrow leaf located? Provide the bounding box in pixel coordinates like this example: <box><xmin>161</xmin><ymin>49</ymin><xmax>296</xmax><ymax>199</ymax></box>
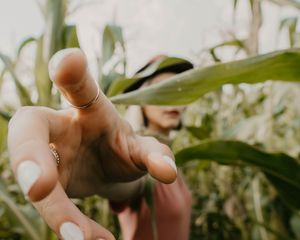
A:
<box><xmin>268</xmin><ymin>0</ymin><xmax>300</xmax><ymax>9</ymax></box>
<box><xmin>279</xmin><ymin>17</ymin><xmax>298</xmax><ymax>47</ymax></box>
<box><xmin>233</xmin><ymin>0</ymin><xmax>239</xmax><ymax>11</ymax></box>
<box><xmin>0</xmin><ymin>53</ymin><xmax>33</xmax><ymax>106</ymax></box>
<box><xmin>35</xmin><ymin>0</ymin><xmax>69</xmax><ymax>106</ymax></box>
<box><xmin>266</xmin><ymin>173</ymin><xmax>300</xmax><ymax>210</ymax></box>
<box><xmin>0</xmin><ymin>117</ymin><xmax>7</xmax><ymax>152</ymax></box>
<box><xmin>62</xmin><ymin>25</ymin><xmax>80</xmax><ymax>49</ymax></box>
<box><xmin>175</xmin><ymin>140</ymin><xmax>300</xmax><ymax>209</ymax></box>
<box><xmin>102</xmin><ymin>25</ymin><xmax>117</xmax><ymax>66</ymax></box>
<box><xmin>0</xmin><ymin>180</ymin><xmax>40</xmax><ymax>240</ymax></box>
<box><xmin>17</xmin><ymin>37</ymin><xmax>37</xmax><ymax>57</ymax></box>
<box><xmin>0</xmin><ymin>68</ymin><xmax>6</xmax><ymax>90</ymax></box>
<box><xmin>0</xmin><ymin>111</ymin><xmax>12</xmax><ymax>121</ymax></box>
<box><xmin>100</xmin><ymin>24</ymin><xmax>126</xmax><ymax>93</ymax></box>
<box><xmin>34</xmin><ymin>37</ymin><xmax>52</xmax><ymax>106</ymax></box>
<box><xmin>43</xmin><ymin>0</ymin><xmax>67</xmax><ymax>61</ymax></box>
<box><xmin>111</xmin><ymin>49</ymin><xmax>300</xmax><ymax>105</ymax></box>
<box><xmin>209</xmin><ymin>39</ymin><xmax>247</xmax><ymax>62</ymax></box>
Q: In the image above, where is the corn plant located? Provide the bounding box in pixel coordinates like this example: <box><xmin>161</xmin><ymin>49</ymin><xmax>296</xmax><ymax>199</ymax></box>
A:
<box><xmin>107</xmin><ymin>48</ymin><xmax>300</xmax><ymax>240</ymax></box>
<box><xmin>1</xmin><ymin>0</ymin><xmax>300</xmax><ymax>239</ymax></box>
<box><xmin>0</xmin><ymin>0</ymin><xmax>80</xmax><ymax>238</ymax></box>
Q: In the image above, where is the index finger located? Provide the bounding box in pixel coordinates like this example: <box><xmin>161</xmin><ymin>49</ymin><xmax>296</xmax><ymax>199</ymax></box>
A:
<box><xmin>48</xmin><ymin>48</ymin><xmax>113</xmax><ymax>115</ymax></box>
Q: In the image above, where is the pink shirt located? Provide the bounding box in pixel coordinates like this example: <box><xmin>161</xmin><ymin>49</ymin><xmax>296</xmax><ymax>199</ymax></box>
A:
<box><xmin>117</xmin><ymin>173</ymin><xmax>192</xmax><ymax>240</ymax></box>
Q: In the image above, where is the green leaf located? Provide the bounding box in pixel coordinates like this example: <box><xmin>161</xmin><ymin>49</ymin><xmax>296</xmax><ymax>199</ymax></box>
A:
<box><xmin>290</xmin><ymin>214</ymin><xmax>300</xmax><ymax>239</ymax></box>
<box><xmin>268</xmin><ymin>0</ymin><xmax>300</xmax><ymax>10</ymax></box>
<box><xmin>279</xmin><ymin>17</ymin><xmax>298</xmax><ymax>47</ymax></box>
<box><xmin>30</xmin><ymin>0</ymin><xmax>70</xmax><ymax>107</ymax></box>
<box><xmin>0</xmin><ymin>53</ymin><xmax>33</xmax><ymax>106</ymax></box>
<box><xmin>175</xmin><ymin>140</ymin><xmax>300</xmax><ymax>210</ymax></box>
<box><xmin>209</xmin><ymin>39</ymin><xmax>247</xmax><ymax>62</ymax></box>
<box><xmin>294</xmin><ymin>32</ymin><xmax>300</xmax><ymax>48</ymax></box>
<box><xmin>186</xmin><ymin>114</ymin><xmax>214</xmax><ymax>140</ymax></box>
<box><xmin>279</xmin><ymin>17</ymin><xmax>298</xmax><ymax>32</ymax></box>
<box><xmin>100</xmin><ymin>24</ymin><xmax>126</xmax><ymax>93</ymax></box>
<box><xmin>62</xmin><ymin>25</ymin><xmax>80</xmax><ymax>49</ymax></box>
<box><xmin>252</xmin><ymin>219</ymin><xmax>294</xmax><ymax>240</ymax></box>
<box><xmin>144</xmin><ymin>177</ymin><xmax>158</xmax><ymax>240</ymax></box>
<box><xmin>34</xmin><ymin>36</ymin><xmax>53</xmax><ymax>106</ymax></box>
<box><xmin>102</xmin><ymin>25</ymin><xmax>121</xmax><ymax>66</ymax></box>
<box><xmin>186</xmin><ymin>126</ymin><xmax>211</xmax><ymax>140</ymax></box>
<box><xmin>0</xmin><ymin>179</ymin><xmax>41</xmax><ymax>240</ymax></box>
<box><xmin>0</xmin><ymin>111</ymin><xmax>12</xmax><ymax>121</ymax></box>
<box><xmin>233</xmin><ymin>0</ymin><xmax>239</xmax><ymax>11</ymax></box>
<box><xmin>266</xmin><ymin>173</ymin><xmax>300</xmax><ymax>210</ymax></box>
<box><xmin>111</xmin><ymin>49</ymin><xmax>300</xmax><ymax>105</ymax></box>
<box><xmin>0</xmin><ymin>117</ymin><xmax>8</xmax><ymax>152</ymax></box>
<box><xmin>34</xmin><ymin>0</ymin><xmax>70</xmax><ymax>106</ymax></box>
<box><xmin>0</xmin><ymin>68</ymin><xmax>6</xmax><ymax>90</ymax></box>
<box><xmin>43</xmin><ymin>0</ymin><xmax>67</xmax><ymax>61</ymax></box>
<box><xmin>17</xmin><ymin>37</ymin><xmax>37</xmax><ymax>57</ymax></box>
<box><xmin>249</xmin><ymin>0</ymin><xmax>254</xmax><ymax>12</ymax></box>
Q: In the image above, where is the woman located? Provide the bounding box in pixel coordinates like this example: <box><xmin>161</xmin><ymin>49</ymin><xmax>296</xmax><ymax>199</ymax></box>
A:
<box><xmin>7</xmin><ymin>49</ymin><xmax>187</xmax><ymax>240</ymax></box>
<box><xmin>114</xmin><ymin>55</ymin><xmax>194</xmax><ymax>240</ymax></box>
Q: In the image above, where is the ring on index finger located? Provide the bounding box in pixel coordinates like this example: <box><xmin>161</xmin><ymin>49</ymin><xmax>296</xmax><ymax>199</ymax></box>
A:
<box><xmin>67</xmin><ymin>85</ymin><xmax>100</xmax><ymax>110</ymax></box>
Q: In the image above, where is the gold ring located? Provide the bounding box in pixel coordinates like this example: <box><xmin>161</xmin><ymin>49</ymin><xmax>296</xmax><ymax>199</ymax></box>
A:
<box><xmin>68</xmin><ymin>86</ymin><xmax>100</xmax><ymax>109</ymax></box>
<box><xmin>49</xmin><ymin>144</ymin><xmax>60</xmax><ymax>166</ymax></box>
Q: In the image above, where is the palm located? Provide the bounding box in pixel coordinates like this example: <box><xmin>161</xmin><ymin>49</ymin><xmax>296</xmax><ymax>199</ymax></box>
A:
<box><xmin>57</xmin><ymin>108</ymin><xmax>145</xmax><ymax>199</ymax></box>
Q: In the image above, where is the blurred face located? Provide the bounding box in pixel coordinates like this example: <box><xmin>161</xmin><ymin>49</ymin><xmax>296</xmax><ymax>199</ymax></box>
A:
<box><xmin>143</xmin><ymin>72</ymin><xmax>185</xmax><ymax>134</ymax></box>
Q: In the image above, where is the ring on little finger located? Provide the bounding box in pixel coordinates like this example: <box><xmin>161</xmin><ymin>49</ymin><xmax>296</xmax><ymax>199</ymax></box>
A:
<box><xmin>49</xmin><ymin>144</ymin><xmax>60</xmax><ymax>166</ymax></box>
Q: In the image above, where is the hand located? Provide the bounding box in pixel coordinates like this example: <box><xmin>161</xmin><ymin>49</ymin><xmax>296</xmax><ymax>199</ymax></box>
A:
<box><xmin>7</xmin><ymin>49</ymin><xmax>177</xmax><ymax>240</ymax></box>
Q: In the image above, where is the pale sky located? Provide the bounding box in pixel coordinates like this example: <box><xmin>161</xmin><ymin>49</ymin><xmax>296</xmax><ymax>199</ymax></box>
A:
<box><xmin>0</xmin><ymin>0</ymin><xmax>299</xmax><ymax>105</ymax></box>
<box><xmin>0</xmin><ymin>0</ymin><xmax>43</xmax><ymax>55</ymax></box>
<box><xmin>0</xmin><ymin>0</ymin><xmax>298</xmax><ymax>70</ymax></box>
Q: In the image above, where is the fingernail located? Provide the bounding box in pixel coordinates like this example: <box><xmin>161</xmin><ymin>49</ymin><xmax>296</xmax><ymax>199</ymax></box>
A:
<box><xmin>17</xmin><ymin>160</ymin><xmax>41</xmax><ymax>195</ymax></box>
<box><xmin>48</xmin><ymin>48</ymin><xmax>81</xmax><ymax>81</ymax></box>
<box><xmin>163</xmin><ymin>155</ymin><xmax>177</xmax><ymax>173</ymax></box>
<box><xmin>60</xmin><ymin>222</ymin><xmax>84</xmax><ymax>240</ymax></box>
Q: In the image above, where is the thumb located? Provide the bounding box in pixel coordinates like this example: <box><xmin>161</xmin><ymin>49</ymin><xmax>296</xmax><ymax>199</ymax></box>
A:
<box><xmin>133</xmin><ymin>135</ymin><xmax>177</xmax><ymax>184</ymax></box>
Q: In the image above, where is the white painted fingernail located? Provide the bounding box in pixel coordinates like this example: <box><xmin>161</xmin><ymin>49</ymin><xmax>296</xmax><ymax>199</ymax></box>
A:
<box><xmin>17</xmin><ymin>160</ymin><xmax>41</xmax><ymax>195</ymax></box>
<box><xmin>163</xmin><ymin>155</ymin><xmax>177</xmax><ymax>173</ymax></box>
<box><xmin>60</xmin><ymin>222</ymin><xmax>84</xmax><ymax>240</ymax></box>
<box><xmin>48</xmin><ymin>48</ymin><xmax>81</xmax><ymax>81</ymax></box>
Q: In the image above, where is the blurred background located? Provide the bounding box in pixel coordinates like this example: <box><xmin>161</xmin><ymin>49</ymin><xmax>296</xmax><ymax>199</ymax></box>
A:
<box><xmin>1</xmin><ymin>0</ymin><xmax>300</xmax><ymax>239</ymax></box>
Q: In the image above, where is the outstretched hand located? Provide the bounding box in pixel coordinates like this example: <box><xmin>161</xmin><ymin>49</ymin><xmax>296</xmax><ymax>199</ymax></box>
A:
<box><xmin>7</xmin><ymin>49</ymin><xmax>177</xmax><ymax>240</ymax></box>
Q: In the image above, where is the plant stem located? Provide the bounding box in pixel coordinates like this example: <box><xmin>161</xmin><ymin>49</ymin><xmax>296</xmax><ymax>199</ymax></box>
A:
<box><xmin>252</xmin><ymin>176</ymin><xmax>269</xmax><ymax>240</ymax></box>
<box><xmin>0</xmin><ymin>189</ymin><xmax>40</xmax><ymax>240</ymax></box>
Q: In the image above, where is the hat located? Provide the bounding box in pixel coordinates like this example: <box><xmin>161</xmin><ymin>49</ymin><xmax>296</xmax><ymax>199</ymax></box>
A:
<box><xmin>106</xmin><ymin>55</ymin><xmax>193</xmax><ymax>96</ymax></box>
<box><xmin>124</xmin><ymin>55</ymin><xmax>194</xmax><ymax>92</ymax></box>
